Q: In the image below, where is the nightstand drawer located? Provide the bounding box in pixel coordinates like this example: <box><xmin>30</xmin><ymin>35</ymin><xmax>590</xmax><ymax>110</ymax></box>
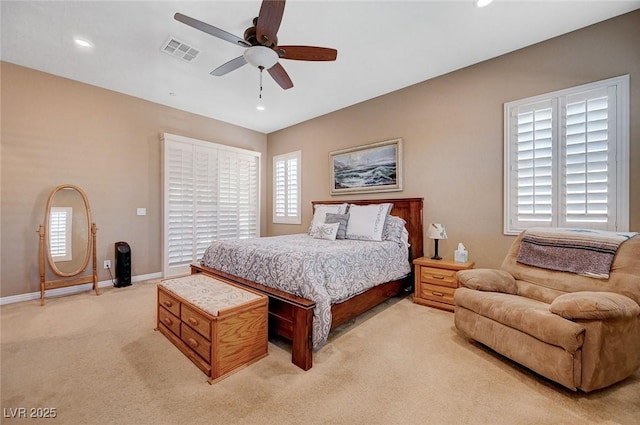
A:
<box><xmin>413</xmin><ymin>257</ymin><xmax>474</xmax><ymax>312</ymax></box>
<box><xmin>420</xmin><ymin>267</ymin><xmax>457</xmax><ymax>288</ymax></box>
<box><xmin>419</xmin><ymin>282</ymin><xmax>456</xmax><ymax>305</ymax></box>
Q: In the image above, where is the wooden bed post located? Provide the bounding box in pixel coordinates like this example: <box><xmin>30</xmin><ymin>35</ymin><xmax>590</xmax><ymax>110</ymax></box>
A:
<box><xmin>291</xmin><ymin>304</ymin><xmax>314</xmax><ymax>371</ymax></box>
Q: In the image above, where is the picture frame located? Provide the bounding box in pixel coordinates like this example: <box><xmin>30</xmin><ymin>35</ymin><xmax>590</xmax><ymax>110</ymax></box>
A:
<box><xmin>329</xmin><ymin>138</ymin><xmax>403</xmax><ymax>195</ymax></box>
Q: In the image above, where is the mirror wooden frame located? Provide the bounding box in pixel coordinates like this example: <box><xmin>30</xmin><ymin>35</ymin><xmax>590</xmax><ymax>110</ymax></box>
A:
<box><xmin>38</xmin><ymin>184</ymin><xmax>99</xmax><ymax>305</ymax></box>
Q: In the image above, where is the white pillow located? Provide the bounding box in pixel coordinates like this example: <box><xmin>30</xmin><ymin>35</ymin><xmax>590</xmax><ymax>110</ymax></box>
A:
<box><xmin>345</xmin><ymin>203</ymin><xmax>393</xmax><ymax>241</ymax></box>
<box><xmin>308</xmin><ymin>203</ymin><xmax>348</xmax><ymax>235</ymax></box>
<box><xmin>312</xmin><ymin>222</ymin><xmax>340</xmax><ymax>240</ymax></box>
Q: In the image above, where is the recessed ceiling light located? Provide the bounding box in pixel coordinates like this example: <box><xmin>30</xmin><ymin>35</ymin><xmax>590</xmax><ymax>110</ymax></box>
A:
<box><xmin>74</xmin><ymin>38</ymin><xmax>93</xmax><ymax>48</ymax></box>
<box><xmin>256</xmin><ymin>105</ymin><xmax>265</xmax><ymax>111</ymax></box>
<box><xmin>474</xmin><ymin>0</ymin><xmax>494</xmax><ymax>7</ymax></box>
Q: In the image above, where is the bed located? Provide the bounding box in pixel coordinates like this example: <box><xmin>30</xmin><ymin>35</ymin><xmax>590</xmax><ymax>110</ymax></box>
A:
<box><xmin>191</xmin><ymin>198</ymin><xmax>423</xmax><ymax>370</ymax></box>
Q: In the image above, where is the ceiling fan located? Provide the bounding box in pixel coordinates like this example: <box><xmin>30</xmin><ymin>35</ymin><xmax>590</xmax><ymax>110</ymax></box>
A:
<box><xmin>174</xmin><ymin>0</ymin><xmax>338</xmax><ymax>90</ymax></box>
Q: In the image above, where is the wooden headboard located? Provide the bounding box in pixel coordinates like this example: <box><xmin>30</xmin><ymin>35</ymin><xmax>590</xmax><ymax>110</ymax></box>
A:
<box><xmin>311</xmin><ymin>198</ymin><xmax>424</xmax><ymax>262</ymax></box>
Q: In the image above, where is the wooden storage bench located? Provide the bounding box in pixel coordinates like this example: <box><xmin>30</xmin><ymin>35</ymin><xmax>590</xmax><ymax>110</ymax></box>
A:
<box><xmin>156</xmin><ymin>274</ymin><xmax>268</xmax><ymax>384</ymax></box>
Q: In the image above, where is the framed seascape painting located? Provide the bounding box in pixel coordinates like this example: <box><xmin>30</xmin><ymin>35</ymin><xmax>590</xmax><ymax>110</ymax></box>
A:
<box><xmin>330</xmin><ymin>138</ymin><xmax>403</xmax><ymax>195</ymax></box>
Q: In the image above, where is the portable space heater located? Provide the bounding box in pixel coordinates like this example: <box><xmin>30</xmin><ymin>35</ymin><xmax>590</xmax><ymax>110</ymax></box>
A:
<box><xmin>114</xmin><ymin>241</ymin><xmax>132</xmax><ymax>287</ymax></box>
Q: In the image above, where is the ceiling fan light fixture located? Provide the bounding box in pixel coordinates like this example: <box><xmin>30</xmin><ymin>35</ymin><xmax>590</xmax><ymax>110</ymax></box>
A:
<box><xmin>175</xmin><ymin>1</ymin><xmax>336</xmax><ymax>90</ymax></box>
<box><xmin>243</xmin><ymin>46</ymin><xmax>278</xmax><ymax>69</ymax></box>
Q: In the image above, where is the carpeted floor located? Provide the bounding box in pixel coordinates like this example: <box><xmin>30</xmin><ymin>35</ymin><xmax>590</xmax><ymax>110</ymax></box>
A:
<box><xmin>1</xmin><ymin>280</ymin><xmax>639</xmax><ymax>425</ymax></box>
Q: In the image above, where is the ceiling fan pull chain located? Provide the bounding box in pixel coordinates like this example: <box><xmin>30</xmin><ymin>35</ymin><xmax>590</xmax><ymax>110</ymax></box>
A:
<box><xmin>259</xmin><ymin>66</ymin><xmax>264</xmax><ymax>99</ymax></box>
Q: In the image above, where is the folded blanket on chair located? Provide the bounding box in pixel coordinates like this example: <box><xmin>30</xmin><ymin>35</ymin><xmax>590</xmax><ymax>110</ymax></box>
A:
<box><xmin>516</xmin><ymin>228</ymin><xmax>638</xmax><ymax>279</ymax></box>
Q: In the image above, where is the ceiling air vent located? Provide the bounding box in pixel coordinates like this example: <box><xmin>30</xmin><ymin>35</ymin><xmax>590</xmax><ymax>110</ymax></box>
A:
<box><xmin>161</xmin><ymin>36</ymin><xmax>200</xmax><ymax>62</ymax></box>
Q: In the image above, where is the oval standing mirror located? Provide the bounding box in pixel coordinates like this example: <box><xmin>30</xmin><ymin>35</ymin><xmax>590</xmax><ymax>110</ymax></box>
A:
<box><xmin>39</xmin><ymin>184</ymin><xmax>99</xmax><ymax>305</ymax></box>
<box><xmin>45</xmin><ymin>185</ymin><xmax>91</xmax><ymax>276</ymax></box>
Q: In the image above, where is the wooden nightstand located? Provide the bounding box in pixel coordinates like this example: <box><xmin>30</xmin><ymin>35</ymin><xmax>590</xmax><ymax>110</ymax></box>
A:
<box><xmin>413</xmin><ymin>257</ymin><xmax>475</xmax><ymax>312</ymax></box>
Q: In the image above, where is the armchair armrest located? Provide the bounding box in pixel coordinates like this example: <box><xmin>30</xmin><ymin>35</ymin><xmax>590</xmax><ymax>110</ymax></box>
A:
<box><xmin>549</xmin><ymin>292</ymin><xmax>640</xmax><ymax>321</ymax></box>
<box><xmin>457</xmin><ymin>269</ymin><xmax>517</xmax><ymax>294</ymax></box>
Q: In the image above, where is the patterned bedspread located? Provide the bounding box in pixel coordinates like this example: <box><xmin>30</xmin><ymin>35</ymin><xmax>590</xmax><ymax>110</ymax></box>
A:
<box><xmin>200</xmin><ymin>234</ymin><xmax>411</xmax><ymax>350</ymax></box>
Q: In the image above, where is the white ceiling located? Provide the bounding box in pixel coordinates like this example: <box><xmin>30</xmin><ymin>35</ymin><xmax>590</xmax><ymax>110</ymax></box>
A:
<box><xmin>2</xmin><ymin>1</ymin><xmax>639</xmax><ymax>134</ymax></box>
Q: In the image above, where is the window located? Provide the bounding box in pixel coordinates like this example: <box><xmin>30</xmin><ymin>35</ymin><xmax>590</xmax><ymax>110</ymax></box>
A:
<box><xmin>162</xmin><ymin>133</ymin><xmax>261</xmax><ymax>277</ymax></box>
<box><xmin>504</xmin><ymin>75</ymin><xmax>629</xmax><ymax>235</ymax></box>
<box><xmin>49</xmin><ymin>207</ymin><xmax>72</xmax><ymax>261</ymax></box>
<box><xmin>273</xmin><ymin>150</ymin><xmax>301</xmax><ymax>224</ymax></box>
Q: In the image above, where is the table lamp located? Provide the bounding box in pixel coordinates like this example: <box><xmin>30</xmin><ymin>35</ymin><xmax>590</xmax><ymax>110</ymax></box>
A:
<box><xmin>427</xmin><ymin>223</ymin><xmax>447</xmax><ymax>260</ymax></box>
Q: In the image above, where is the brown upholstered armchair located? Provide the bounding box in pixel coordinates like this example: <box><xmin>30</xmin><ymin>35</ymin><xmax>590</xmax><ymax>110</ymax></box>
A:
<box><xmin>454</xmin><ymin>231</ymin><xmax>640</xmax><ymax>392</ymax></box>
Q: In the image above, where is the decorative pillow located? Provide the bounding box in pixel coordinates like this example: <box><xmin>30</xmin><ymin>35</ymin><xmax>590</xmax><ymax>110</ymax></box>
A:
<box><xmin>308</xmin><ymin>203</ymin><xmax>348</xmax><ymax>235</ymax></box>
<box><xmin>312</xmin><ymin>222</ymin><xmax>340</xmax><ymax>241</ymax></box>
<box><xmin>324</xmin><ymin>213</ymin><xmax>349</xmax><ymax>239</ymax></box>
<box><xmin>382</xmin><ymin>215</ymin><xmax>407</xmax><ymax>245</ymax></box>
<box><xmin>345</xmin><ymin>203</ymin><xmax>393</xmax><ymax>241</ymax></box>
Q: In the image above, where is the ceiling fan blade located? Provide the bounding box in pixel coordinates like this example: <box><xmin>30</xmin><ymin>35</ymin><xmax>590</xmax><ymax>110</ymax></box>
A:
<box><xmin>276</xmin><ymin>46</ymin><xmax>337</xmax><ymax>61</ymax></box>
<box><xmin>210</xmin><ymin>56</ymin><xmax>248</xmax><ymax>76</ymax></box>
<box><xmin>174</xmin><ymin>13</ymin><xmax>250</xmax><ymax>47</ymax></box>
<box><xmin>268</xmin><ymin>63</ymin><xmax>293</xmax><ymax>90</ymax></box>
<box><xmin>256</xmin><ymin>0</ymin><xmax>286</xmax><ymax>46</ymax></box>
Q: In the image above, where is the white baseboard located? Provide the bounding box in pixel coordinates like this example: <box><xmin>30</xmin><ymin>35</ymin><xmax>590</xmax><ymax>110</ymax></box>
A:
<box><xmin>0</xmin><ymin>272</ymin><xmax>163</xmax><ymax>306</ymax></box>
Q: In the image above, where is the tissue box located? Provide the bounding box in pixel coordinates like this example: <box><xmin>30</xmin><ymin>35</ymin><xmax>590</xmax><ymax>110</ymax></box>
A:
<box><xmin>454</xmin><ymin>250</ymin><xmax>468</xmax><ymax>263</ymax></box>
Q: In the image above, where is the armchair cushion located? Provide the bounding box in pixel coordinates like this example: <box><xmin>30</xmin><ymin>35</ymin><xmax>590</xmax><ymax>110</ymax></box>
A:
<box><xmin>455</xmin><ymin>288</ymin><xmax>585</xmax><ymax>352</ymax></box>
<box><xmin>457</xmin><ymin>269</ymin><xmax>517</xmax><ymax>294</ymax></box>
<box><xmin>549</xmin><ymin>292</ymin><xmax>640</xmax><ymax>321</ymax></box>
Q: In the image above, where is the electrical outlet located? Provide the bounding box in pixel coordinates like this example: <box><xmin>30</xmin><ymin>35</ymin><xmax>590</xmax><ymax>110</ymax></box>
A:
<box><xmin>104</xmin><ymin>260</ymin><xmax>111</xmax><ymax>269</ymax></box>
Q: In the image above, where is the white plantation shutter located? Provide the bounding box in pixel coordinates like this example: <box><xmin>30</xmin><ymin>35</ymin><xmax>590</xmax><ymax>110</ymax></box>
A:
<box><xmin>166</xmin><ymin>142</ymin><xmax>195</xmax><ymax>268</ymax></box>
<box><xmin>238</xmin><ymin>153</ymin><xmax>259</xmax><ymax>237</ymax></box>
<box><xmin>163</xmin><ymin>134</ymin><xmax>260</xmax><ymax>277</ymax></box>
<box><xmin>218</xmin><ymin>151</ymin><xmax>260</xmax><ymax>239</ymax></box>
<box><xmin>218</xmin><ymin>151</ymin><xmax>238</xmax><ymax>240</ymax></box>
<box><xmin>562</xmin><ymin>87</ymin><xmax>615</xmax><ymax>227</ymax></box>
<box><xmin>194</xmin><ymin>147</ymin><xmax>218</xmax><ymax>259</ymax></box>
<box><xmin>274</xmin><ymin>158</ymin><xmax>286</xmax><ymax>218</ymax></box>
<box><xmin>504</xmin><ymin>76</ymin><xmax>629</xmax><ymax>235</ymax></box>
<box><xmin>510</xmin><ymin>100</ymin><xmax>557</xmax><ymax>226</ymax></box>
<box><xmin>287</xmin><ymin>157</ymin><xmax>299</xmax><ymax>219</ymax></box>
<box><xmin>273</xmin><ymin>151</ymin><xmax>301</xmax><ymax>224</ymax></box>
<box><xmin>49</xmin><ymin>207</ymin><xmax>72</xmax><ymax>261</ymax></box>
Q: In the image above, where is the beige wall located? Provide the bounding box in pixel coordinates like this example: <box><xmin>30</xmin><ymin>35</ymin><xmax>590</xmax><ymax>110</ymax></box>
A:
<box><xmin>1</xmin><ymin>62</ymin><xmax>267</xmax><ymax>297</ymax></box>
<box><xmin>266</xmin><ymin>10</ymin><xmax>640</xmax><ymax>268</ymax></box>
<box><xmin>2</xmin><ymin>11</ymin><xmax>638</xmax><ymax>299</ymax></box>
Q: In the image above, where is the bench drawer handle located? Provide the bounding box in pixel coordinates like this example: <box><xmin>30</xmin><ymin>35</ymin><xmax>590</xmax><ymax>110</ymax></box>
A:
<box><xmin>163</xmin><ymin>300</ymin><xmax>173</xmax><ymax>308</ymax></box>
<box><xmin>187</xmin><ymin>317</ymin><xmax>198</xmax><ymax>326</ymax></box>
<box><xmin>187</xmin><ymin>338</ymin><xmax>199</xmax><ymax>348</ymax></box>
<box><xmin>162</xmin><ymin>317</ymin><xmax>173</xmax><ymax>326</ymax></box>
